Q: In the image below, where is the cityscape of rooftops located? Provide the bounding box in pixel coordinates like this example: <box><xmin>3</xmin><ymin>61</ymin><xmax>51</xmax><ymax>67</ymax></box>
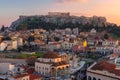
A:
<box><xmin>0</xmin><ymin>0</ymin><xmax>120</xmax><ymax>80</ymax></box>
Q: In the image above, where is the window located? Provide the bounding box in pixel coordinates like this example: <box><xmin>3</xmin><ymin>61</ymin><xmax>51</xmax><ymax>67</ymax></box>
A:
<box><xmin>93</xmin><ymin>77</ymin><xmax>96</xmax><ymax>80</ymax></box>
<box><xmin>36</xmin><ymin>66</ymin><xmax>38</xmax><ymax>69</ymax></box>
<box><xmin>66</xmin><ymin>66</ymin><xmax>69</xmax><ymax>68</ymax></box>
<box><xmin>45</xmin><ymin>68</ymin><xmax>48</xmax><ymax>70</ymax></box>
<box><xmin>39</xmin><ymin>67</ymin><xmax>41</xmax><ymax>69</ymax></box>
<box><xmin>98</xmin><ymin>79</ymin><xmax>101</xmax><ymax>80</ymax></box>
<box><xmin>57</xmin><ymin>59</ymin><xmax>59</xmax><ymax>62</ymax></box>
<box><xmin>18</xmin><ymin>68</ymin><xmax>20</xmax><ymax>71</ymax></box>
<box><xmin>88</xmin><ymin>76</ymin><xmax>91</xmax><ymax>80</ymax></box>
<box><xmin>50</xmin><ymin>59</ymin><xmax>51</xmax><ymax>62</ymax></box>
<box><xmin>46</xmin><ymin>68</ymin><xmax>48</xmax><ymax>70</ymax></box>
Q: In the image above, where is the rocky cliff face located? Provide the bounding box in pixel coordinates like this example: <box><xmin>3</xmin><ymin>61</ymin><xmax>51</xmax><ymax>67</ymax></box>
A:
<box><xmin>9</xmin><ymin>15</ymin><xmax>114</xmax><ymax>30</ymax></box>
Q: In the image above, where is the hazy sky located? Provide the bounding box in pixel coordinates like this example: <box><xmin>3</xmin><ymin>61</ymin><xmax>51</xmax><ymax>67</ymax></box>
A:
<box><xmin>0</xmin><ymin>0</ymin><xmax>120</xmax><ymax>27</ymax></box>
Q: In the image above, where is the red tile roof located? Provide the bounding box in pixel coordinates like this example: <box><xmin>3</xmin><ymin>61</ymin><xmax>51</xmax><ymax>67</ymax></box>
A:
<box><xmin>91</xmin><ymin>61</ymin><xmax>120</xmax><ymax>76</ymax></box>
<box><xmin>34</xmin><ymin>39</ymin><xmax>45</xmax><ymax>45</ymax></box>
<box><xmin>72</xmin><ymin>45</ymin><xmax>84</xmax><ymax>52</ymax></box>
<box><xmin>14</xmin><ymin>74</ymin><xmax>42</xmax><ymax>80</ymax></box>
<box><xmin>20</xmin><ymin>66</ymin><xmax>29</xmax><ymax>70</ymax></box>
<box><xmin>20</xmin><ymin>66</ymin><xmax>35</xmax><ymax>74</ymax></box>
<box><xmin>13</xmin><ymin>74</ymin><xmax>29</xmax><ymax>79</ymax></box>
<box><xmin>41</xmin><ymin>51</ymin><xmax>60</xmax><ymax>58</ymax></box>
<box><xmin>29</xmin><ymin>74</ymin><xmax>42</xmax><ymax>80</ymax></box>
<box><xmin>26</xmin><ymin>68</ymin><xmax>35</xmax><ymax>74</ymax></box>
<box><xmin>48</xmin><ymin>42</ymin><xmax>61</xmax><ymax>45</ymax></box>
<box><xmin>110</xmin><ymin>53</ymin><xmax>119</xmax><ymax>59</ymax></box>
<box><xmin>52</xmin><ymin>61</ymin><xmax>69</xmax><ymax>66</ymax></box>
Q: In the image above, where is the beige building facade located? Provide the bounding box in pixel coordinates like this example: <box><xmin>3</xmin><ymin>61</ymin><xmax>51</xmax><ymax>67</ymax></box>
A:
<box><xmin>35</xmin><ymin>52</ymin><xmax>69</xmax><ymax>76</ymax></box>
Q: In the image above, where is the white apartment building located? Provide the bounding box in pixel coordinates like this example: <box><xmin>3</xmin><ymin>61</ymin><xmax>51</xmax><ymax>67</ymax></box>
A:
<box><xmin>0</xmin><ymin>63</ymin><xmax>15</xmax><ymax>73</ymax></box>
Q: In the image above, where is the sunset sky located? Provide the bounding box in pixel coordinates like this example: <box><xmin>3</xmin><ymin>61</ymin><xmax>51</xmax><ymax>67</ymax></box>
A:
<box><xmin>0</xmin><ymin>0</ymin><xmax>120</xmax><ymax>27</ymax></box>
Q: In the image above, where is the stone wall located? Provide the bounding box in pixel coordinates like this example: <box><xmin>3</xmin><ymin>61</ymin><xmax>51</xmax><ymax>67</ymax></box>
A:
<box><xmin>0</xmin><ymin>58</ymin><xmax>26</xmax><ymax>64</ymax></box>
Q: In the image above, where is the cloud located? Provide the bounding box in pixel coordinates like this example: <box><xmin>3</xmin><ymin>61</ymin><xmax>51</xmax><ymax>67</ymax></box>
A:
<box><xmin>55</xmin><ymin>0</ymin><xmax>89</xmax><ymax>4</ymax></box>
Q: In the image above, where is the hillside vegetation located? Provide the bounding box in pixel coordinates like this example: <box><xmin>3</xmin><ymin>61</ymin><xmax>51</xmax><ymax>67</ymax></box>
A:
<box><xmin>10</xmin><ymin>15</ymin><xmax>120</xmax><ymax>37</ymax></box>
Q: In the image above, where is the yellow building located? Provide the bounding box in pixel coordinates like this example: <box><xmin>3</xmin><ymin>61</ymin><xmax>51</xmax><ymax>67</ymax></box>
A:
<box><xmin>83</xmin><ymin>40</ymin><xmax>87</xmax><ymax>48</ymax></box>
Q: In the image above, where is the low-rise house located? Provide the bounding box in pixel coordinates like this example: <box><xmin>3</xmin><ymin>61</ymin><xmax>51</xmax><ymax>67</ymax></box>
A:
<box><xmin>0</xmin><ymin>74</ymin><xmax>42</xmax><ymax>80</ymax></box>
<box><xmin>47</xmin><ymin>42</ymin><xmax>61</xmax><ymax>51</ymax></box>
<box><xmin>102</xmin><ymin>40</ymin><xmax>116</xmax><ymax>46</ymax></box>
<box><xmin>87</xmin><ymin>40</ymin><xmax>96</xmax><ymax>46</ymax></box>
<box><xmin>30</xmin><ymin>39</ymin><xmax>45</xmax><ymax>46</ymax></box>
<box><xmin>62</xmin><ymin>40</ymin><xmax>77</xmax><ymax>50</ymax></box>
<box><xmin>17</xmin><ymin>37</ymin><xmax>23</xmax><ymax>47</ymax></box>
<box><xmin>39</xmin><ymin>44</ymin><xmax>48</xmax><ymax>51</ymax></box>
<box><xmin>73</xmin><ymin>28</ymin><xmax>79</xmax><ymax>35</ymax></box>
<box><xmin>113</xmin><ymin>46</ymin><xmax>120</xmax><ymax>54</ymax></box>
<box><xmin>0</xmin><ymin>41</ymin><xmax>8</xmax><ymax>51</ymax></box>
<box><xmin>0</xmin><ymin>36</ymin><xmax>23</xmax><ymax>51</ymax></box>
<box><xmin>72</xmin><ymin>45</ymin><xmax>85</xmax><ymax>52</ymax></box>
<box><xmin>11</xmin><ymin>36</ymin><xmax>24</xmax><ymax>49</ymax></box>
<box><xmin>90</xmin><ymin>28</ymin><xmax>97</xmax><ymax>35</ymax></box>
<box><xmin>13</xmin><ymin>74</ymin><xmax>30</xmax><ymax>80</ymax></box>
<box><xmin>12</xmin><ymin>39</ymin><xmax>18</xmax><ymax>49</ymax></box>
<box><xmin>0</xmin><ymin>63</ymin><xmax>41</xmax><ymax>80</ymax></box>
<box><xmin>95</xmin><ymin>46</ymin><xmax>113</xmax><ymax>54</ymax></box>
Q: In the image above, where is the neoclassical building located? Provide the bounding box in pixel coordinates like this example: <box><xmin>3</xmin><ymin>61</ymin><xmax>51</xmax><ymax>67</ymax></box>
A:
<box><xmin>35</xmin><ymin>52</ymin><xmax>69</xmax><ymax>77</ymax></box>
<box><xmin>87</xmin><ymin>61</ymin><xmax>120</xmax><ymax>80</ymax></box>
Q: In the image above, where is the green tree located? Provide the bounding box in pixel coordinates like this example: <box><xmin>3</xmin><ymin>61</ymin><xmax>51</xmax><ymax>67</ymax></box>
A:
<box><xmin>54</xmin><ymin>37</ymin><xmax>60</xmax><ymax>41</ymax></box>
<box><xmin>28</xmin><ymin>36</ymin><xmax>35</xmax><ymax>42</ymax></box>
<box><xmin>104</xmin><ymin>34</ymin><xmax>109</xmax><ymax>39</ymax></box>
